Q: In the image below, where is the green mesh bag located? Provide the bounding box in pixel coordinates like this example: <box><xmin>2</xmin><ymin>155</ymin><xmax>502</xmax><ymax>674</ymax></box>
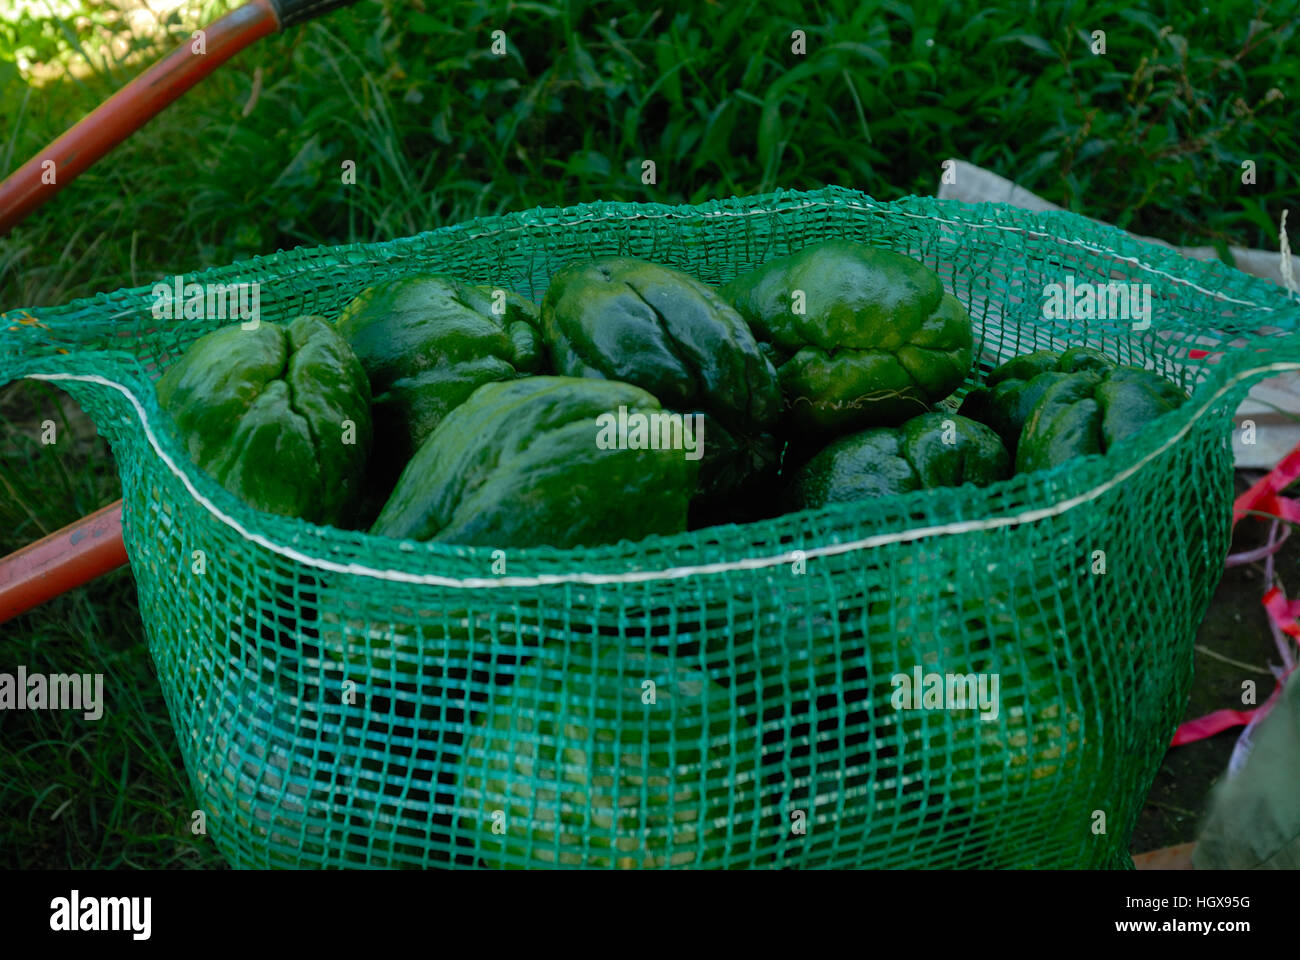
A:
<box><xmin>5</xmin><ymin>185</ymin><xmax>1300</xmax><ymax>869</ymax></box>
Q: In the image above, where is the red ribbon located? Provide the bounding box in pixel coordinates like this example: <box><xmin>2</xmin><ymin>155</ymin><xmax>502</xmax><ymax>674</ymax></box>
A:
<box><xmin>1171</xmin><ymin>682</ymin><xmax>1284</xmax><ymax>746</ymax></box>
<box><xmin>1171</xmin><ymin>443</ymin><xmax>1300</xmax><ymax>746</ymax></box>
<box><xmin>1264</xmin><ymin>586</ymin><xmax>1300</xmax><ymax>640</ymax></box>
<box><xmin>1233</xmin><ymin>446</ymin><xmax>1300</xmax><ymax>524</ymax></box>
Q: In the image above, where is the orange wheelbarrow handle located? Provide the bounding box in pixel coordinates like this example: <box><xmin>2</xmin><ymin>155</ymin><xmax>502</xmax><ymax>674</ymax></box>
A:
<box><xmin>0</xmin><ymin>0</ymin><xmax>359</xmax><ymax>235</ymax></box>
<box><xmin>1</xmin><ymin>0</ymin><xmax>360</xmax><ymax>621</ymax></box>
<box><xmin>0</xmin><ymin>501</ymin><xmax>127</xmax><ymax>625</ymax></box>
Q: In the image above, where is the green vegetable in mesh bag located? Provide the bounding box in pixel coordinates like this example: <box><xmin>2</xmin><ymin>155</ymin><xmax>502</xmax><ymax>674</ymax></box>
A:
<box><xmin>155</xmin><ymin>315</ymin><xmax>372</xmax><ymax>527</ymax></box>
<box><xmin>956</xmin><ymin>347</ymin><xmax>1113</xmax><ymax>457</ymax></box>
<box><xmin>194</xmin><ymin>680</ymin><xmax>332</xmax><ymax>868</ymax></box>
<box><xmin>1018</xmin><ymin>365</ymin><xmax>1188</xmax><ymax>473</ymax></box>
<box><xmin>540</xmin><ymin>257</ymin><xmax>782</xmax><ymax>520</ymax></box>
<box><xmin>873</xmin><ymin>564</ymin><xmax>1092</xmax><ymax>868</ymax></box>
<box><xmin>335</xmin><ymin>275</ymin><xmax>544</xmax><ymax>488</ymax></box>
<box><xmin>197</xmin><ymin>678</ymin><xmax>437</xmax><ymax>868</ymax></box>
<box><xmin>371</xmin><ymin>376</ymin><xmax>698</xmax><ymax>549</ymax></box>
<box><xmin>735</xmin><ymin>619</ymin><xmax>880</xmax><ymax>867</ymax></box>
<box><xmin>784</xmin><ymin>412</ymin><xmax>1010</xmax><ymax>510</ymax></box>
<box><xmin>707</xmin><ymin>578</ymin><xmax>1086</xmax><ymax>868</ymax></box>
<box><xmin>723</xmin><ymin>239</ymin><xmax>974</xmax><ymax>436</ymax></box>
<box><xmin>956</xmin><ymin>346</ymin><xmax>1187</xmax><ymax>472</ymax></box>
<box><xmin>455</xmin><ymin>642</ymin><xmax>762</xmax><ymax>868</ymax></box>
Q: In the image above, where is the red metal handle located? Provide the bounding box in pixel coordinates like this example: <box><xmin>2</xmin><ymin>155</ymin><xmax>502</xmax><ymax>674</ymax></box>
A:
<box><xmin>0</xmin><ymin>0</ymin><xmax>363</xmax><ymax>620</ymax></box>
<box><xmin>0</xmin><ymin>1</ymin><xmax>279</xmax><ymax>236</ymax></box>
<box><xmin>0</xmin><ymin>501</ymin><xmax>128</xmax><ymax>625</ymax></box>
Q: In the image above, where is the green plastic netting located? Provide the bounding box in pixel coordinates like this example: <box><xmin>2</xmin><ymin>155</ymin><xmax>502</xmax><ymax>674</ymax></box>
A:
<box><xmin>6</xmin><ymin>185</ymin><xmax>1300</xmax><ymax>869</ymax></box>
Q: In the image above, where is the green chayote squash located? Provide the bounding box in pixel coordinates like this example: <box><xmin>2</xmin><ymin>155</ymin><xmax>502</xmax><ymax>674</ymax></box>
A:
<box><xmin>455</xmin><ymin>642</ymin><xmax>762</xmax><ymax>868</ymax></box>
<box><xmin>540</xmin><ymin>257</ymin><xmax>782</xmax><ymax>515</ymax></box>
<box><xmin>155</xmin><ymin>315</ymin><xmax>372</xmax><ymax>526</ymax></box>
<box><xmin>785</xmin><ymin>412</ymin><xmax>1010</xmax><ymax>510</ymax></box>
<box><xmin>335</xmin><ymin>275</ymin><xmax>544</xmax><ymax>483</ymax></box>
<box><xmin>1018</xmin><ymin>366</ymin><xmax>1188</xmax><ymax>472</ymax></box>
<box><xmin>198</xmin><ymin>676</ymin><xmax>430</xmax><ymax>867</ymax></box>
<box><xmin>874</xmin><ymin>571</ymin><xmax>1093</xmax><ymax>868</ymax></box>
<box><xmin>957</xmin><ymin>347</ymin><xmax>1188</xmax><ymax>472</ymax></box>
<box><xmin>723</xmin><ymin>239</ymin><xmax>974</xmax><ymax>436</ymax></box>
<box><xmin>371</xmin><ymin>376</ymin><xmax>698</xmax><ymax>549</ymax></box>
<box><xmin>955</xmin><ymin>346</ymin><xmax>1113</xmax><ymax>457</ymax></box>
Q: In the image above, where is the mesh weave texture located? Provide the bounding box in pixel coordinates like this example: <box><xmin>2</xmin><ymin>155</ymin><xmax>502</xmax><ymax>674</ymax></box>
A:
<box><xmin>6</xmin><ymin>185</ymin><xmax>1300</xmax><ymax>869</ymax></box>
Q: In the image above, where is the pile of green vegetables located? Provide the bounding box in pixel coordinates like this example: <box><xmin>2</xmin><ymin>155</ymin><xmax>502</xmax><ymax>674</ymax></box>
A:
<box><xmin>156</xmin><ymin>239</ymin><xmax>1190</xmax><ymax>868</ymax></box>
<box><xmin>156</xmin><ymin>238</ymin><xmax>1188</xmax><ymax>545</ymax></box>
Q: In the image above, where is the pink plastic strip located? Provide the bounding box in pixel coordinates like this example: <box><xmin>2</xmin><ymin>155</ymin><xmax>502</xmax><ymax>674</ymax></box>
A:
<box><xmin>1172</xmin><ymin>441</ymin><xmax>1300</xmax><ymax>748</ymax></box>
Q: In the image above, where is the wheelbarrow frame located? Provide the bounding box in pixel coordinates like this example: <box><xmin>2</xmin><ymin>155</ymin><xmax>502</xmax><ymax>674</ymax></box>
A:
<box><xmin>0</xmin><ymin>0</ymin><xmax>358</xmax><ymax>622</ymax></box>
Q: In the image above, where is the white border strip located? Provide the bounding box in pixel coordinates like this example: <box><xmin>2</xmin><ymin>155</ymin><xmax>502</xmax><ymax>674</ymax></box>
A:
<box><xmin>27</xmin><ymin>361</ymin><xmax>1300</xmax><ymax>589</ymax></box>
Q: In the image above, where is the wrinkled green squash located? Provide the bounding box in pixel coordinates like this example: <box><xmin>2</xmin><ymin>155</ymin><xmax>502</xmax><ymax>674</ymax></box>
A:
<box><xmin>956</xmin><ymin>347</ymin><xmax>1187</xmax><ymax>471</ymax></box>
<box><xmin>540</xmin><ymin>257</ymin><xmax>782</xmax><ymax>519</ymax></box>
<box><xmin>371</xmin><ymin>376</ymin><xmax>698</xmax><ymax>549</ymax></box>
<box><xmin>335</xmin><ymin>274</ymin><xmax>544</xmax><ymax>488</ymax></box>
<box><xmin>155</xmin><ymin>315</ymin><xmax>372</xmax><ymax>526</ymax></box>
<box><xmin>455</xmin><ymin>641</ymin><xmax>763</xmax><ymax>868</ymax></box>
<box><xmin>785</xmin><ymin>412</ymin><xmax>1010</xmax><ymax>510</ymax></box>
<box><xmin>723</xmin><ymin>240</ymin><xmax>974</xmax><ymax>436</ymax></box>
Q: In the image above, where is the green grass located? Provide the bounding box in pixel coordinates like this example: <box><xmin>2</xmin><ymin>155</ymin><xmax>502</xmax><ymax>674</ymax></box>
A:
<box><xmin>1</xmin><ymin>0</ymin><xmax>1297</xmax><ymax>868</ymax></box>
<box><xmin>0</xmin><ymin>380</ymin><xmax>225</xmax><ymax>868</ymax></box>
<box><xmin>2</xmin><ymin>0</ymin><xmax>1297</xmax><ymax>307</ymax></box>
